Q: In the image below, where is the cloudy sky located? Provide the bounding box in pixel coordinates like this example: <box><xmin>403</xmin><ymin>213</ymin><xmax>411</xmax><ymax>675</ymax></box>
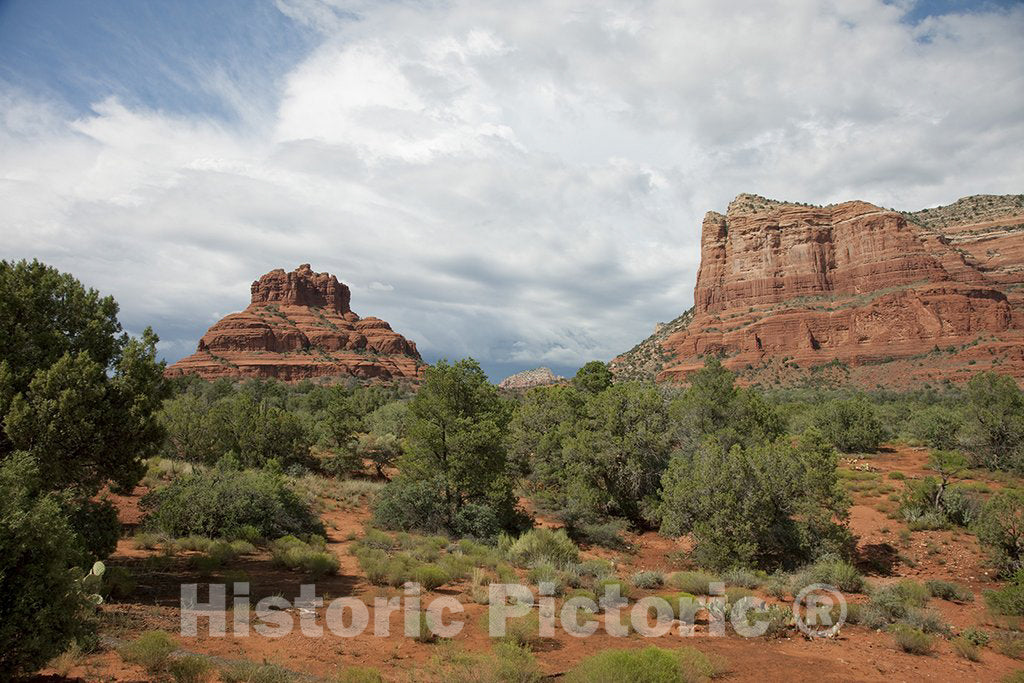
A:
<box><xmin>1</xmin><ymin>0</ymin><xmax>1023</xmax><ymax>380</ymax></box>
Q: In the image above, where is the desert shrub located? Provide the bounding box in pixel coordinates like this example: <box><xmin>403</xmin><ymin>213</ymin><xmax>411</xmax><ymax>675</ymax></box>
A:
<box><xmin>856</xmin><ymin>581</ymin><xmax>949</xmax><ymax>634</ymax></box>
<box><xmin>101</xmin><ymin>566</ymin><xmax>137</xmax><ymax>601</ymax></box>
<box><xmin>47</xmin><ymin>641</ymin><xmax>86</xmax><ymax>677</ymax></box>
<box><xmin>498</xmin><ymin>612</ymin><xmax>541</xmax><ymax>648</ymax></box>
<box><xmin>790</xmin><ymin>556</ymin><xmax>864</xmax><ymax>593</ymax></box>
<box><xmin>925</xmin><ymin>579</ymin><xmax>973</xmax><ymax>603</ymax></box>
<box><xmin>354</xmin><ymin>547</ymin><xmax>390</xmax><ymax>585</ymax></box>
<box><xmin>899</xmin><ymin>608</ymin><xmax>950</xmax><ymax>635</ymax></box>
<box><xmin>132</xmin><ymin>531</ymin><xmax>161</xmax><ymax>550</ymax></box>
<box><xmin>220</xmin><ymin>660</ymin><xmax>296</xmax><ymax>683</ymax></box>
<box><xmin>527</xmin><ymin>560</ymin><xmax>558</xmax><ymax>584</ymax></box>
<box><xmin>570</xmin><ymin>519</ymin><xmax>629</xmax><ymax>549</ymax></box>
<box><xmin>142</xmin><ymin>468</ymin><xmax>323</xmax><ymax>539</ymax></box>
<box><xmin>888</xmin><ymin>580</ymin><xmax>930</xmax><ymax>608</ymax></box>
<box><xmin>596</xmin><ymin>577</ymin><xmax>632</xmax><ymax>603</ymax></box>
<box><xmin>386</xmin><ymin>554</ymin><xmax>420</xmax><ymax>587</ymax></box>
<box><xmin>414</xmin><ymin>564</ymin><xmax>450</xmax><ymax>591</ymax></box>
<box><xmin>976</xmin><ymin>490</ymin><xmax>1024</xmax><ymax>574</ymax></box>
<box><xmin>271</xmin><ymin>536</ymin><xmax>339</xmax><ymax>578</ymax></box>
<box><xmin>724</xmin><ymin>586</ymin><xmax>754</xmax><ymax>606</ymax></box>
<box><xmin>428</xmin><ymin>641</ymin><xmax>542</xmax><ymax>683</ymax></box>
<box><xmin>361</xmin><ymin>528</ymin><xmax>394</xmax><ymax>550</ymax></box>
<box><xmin>952</xmin><ymin>636</ymin><xmax>982</xmax><ymax>662</ymax></box>
<box><xmin>505</xmin><ymin>528</ymin><xmax>579</xmax><ymax>567</ymax></box>
<box><xmin>439</xmin><ymin>553</ymin><xmax>474</xmax><ymax>581</ymax></box>
<box><xmin>118</xmin><ymin>630</ymin><xmax>177</xmax><ymax>673</ymax></box>
<box><xmin>814</xmin><ymin>397</ymin><xmax>888</xmax><ymax>453</ymax></box>
<box><xmin>763</xmin><ymin>576</ymin><xmax>790</xmax><ymax>600</ymax></box>
<box><xmin>669</xmin><ymin>571</ymin><xmax>721</xmax><ymax>595</ymax></box>
<box><xmin>890</xmin><ymin>624</ymin><xmax>933</xmax><ymax>654</ymax></box>
<box><xmin>0</xmin><ymin>454</ymin><xmax>96</xmax><ymax>676</ymax></box>
<box><xmin>993</xmin><ymin>632</ymin><xmax>1024</xmax><ymax>659</ymax></box>
<box><xmin>335</xmin><ymin>666</ymin><xmax>384</xmax><ymax>683</ymax></box>
<box><xmin>413</xmin><ymin>610</ymin><xmax>438</xmax><ymax>643</ymax></box>
<box><xmin>889</xmin><ymin>471</ymin><xmax>906</xmax><ymax>480</ymax></box>
<box><xmin>742</xmin><ymin>604</ymin><xmax>792</xmax><ymax>638</ymax></box>
<box><xmin>564</xmin><ymin>646</ymin><xmax>723</xmax><ymax>683</ymax></box>
<box><xmin>169</xmin><ymin>655</ymin><xmax>215</xmax><ymax>683</ymax></box>
<box><xmin>721</xmin><ymin>568</ymin><xmax>764</xmax><ymax>589</ymax></box>
<box><xmin>962</xmin><ymin>627</ymin><xmax>990</xmax><ymax>646</ymax></box>
<box><xmin>632</xmin><ymin>570</ymin><xmax>665</xmax><ymax>589</ymax></box>
<box><xmin>577</xmin><ymin>558</ymin><xmax>614</xmax><ymax>578</ymax></box>
<box><xmin>178</xmin><ymin>535</ymin><xmax>213</xmax><ymax>552</ymax></box>
<box><xmin>230</xmin><ymin>539</ymin><xmax>257</xmax><ymax>555</ymax></box>
<box><xmin>660</xmin><ymin>430</ymin><xmax>851</xmax><ymax>571</ymax></box>
<box><xmin>984</xmin><ymin>572</ymin><xmax>1024</xmax><ymax>616</ymax></box>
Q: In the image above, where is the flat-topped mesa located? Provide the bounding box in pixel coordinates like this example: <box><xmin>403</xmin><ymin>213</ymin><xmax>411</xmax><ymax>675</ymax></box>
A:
<box><xmin>611</xmin><ymin>192</ymin><xmax>1024</xmax><ymax>388</ymax></box>
<box><xmin>250</xmin><ymin>263</ymin><xmax>351</xmax><ymax>314</ymax></box>
<box><xmin>167</xmin><ymin>265</ymin><xmax>423</xmax><ymax>382</ymax></box>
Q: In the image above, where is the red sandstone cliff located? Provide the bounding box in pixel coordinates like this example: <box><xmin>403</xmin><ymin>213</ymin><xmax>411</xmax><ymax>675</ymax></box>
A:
<box><xmin>611</xmin><ymin>193</ymin><xmax>1024</xmax><ymax>388</ymax></box>
<box><xmin>166</xmin><ymin>265</ymin><xmax>424</xmax><ymax>382</ymax></box>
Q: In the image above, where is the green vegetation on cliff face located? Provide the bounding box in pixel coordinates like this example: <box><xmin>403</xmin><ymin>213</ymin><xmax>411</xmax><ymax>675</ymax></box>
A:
<box><xmin>608</xmin><ymin>307</ymin><xmax>693</xmax><ymax>382</ymax></box>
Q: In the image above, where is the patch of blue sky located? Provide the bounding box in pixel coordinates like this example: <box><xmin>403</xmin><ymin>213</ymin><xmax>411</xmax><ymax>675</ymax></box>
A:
<box><xmin>0</xmin><ymin>0</ymin><xmax>318</xmax><ymax>122</ymax></box>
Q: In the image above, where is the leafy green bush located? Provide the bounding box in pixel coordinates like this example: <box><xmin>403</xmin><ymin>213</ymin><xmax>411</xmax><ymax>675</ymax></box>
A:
<box><xmin>905</xmin><ymin>404</ymin><xmax>963</xmax><ymax>450</ymax></box>
<box><xmin>118</xmin><ymin>631</ymin><xmax>177</xmax><ymax>674</ymax></box>
<box><xmin>67</xmin><ymin>498</ymin><xmax>121</xmax><ymax>561</ymax></box>
<box><xmin>814</xmin><ymin>397</ymin><xmax>888</xmax><ymax>453</ymax></box>
<box><xmin>0</xmin><ymin>454</ymin><xmax>96</xmax><ymax>676</ymax></box>
<box><xmin>505</xmin><ymin>528</ymin><xmax>579</xmax><ymax>567</ymax></box>
<box><xmin>142</xmin><ymin>468</ymin><xmax>323</xmax><ymax>539</ymax></box>
<box><xmin>374</xmin><ymin>360</ymin><xmax>524</xmax><ymax>538</ymax></box>
<box><xmin>661</xmin><ymin>430</ymin><xmax>852</xmax><ymax>570</ymax></box>
<box><xmin>564</xmin><ymin>646</ymin><xmax>723</xmax><ymax>683</ymax></box>
<box><xmin>890</xmin><ymin>624</ymin><xmax>933</xmax><ymax>655</ymax></box>
<box><xmin>984</xmin><ymin>573</ymin><xmax>1024</xmax><ymax>616</ymax></box>
<box><xmin>960</xmin><ymin>372</ymin><xmax>1024</xmax><ymax>471</ymax></box>
<box><xmin>975</xmin><ymin>490</ymin><xmax>1024</xmax><ymax>574</ymax></box>
<box><xmin>925</xmin><ymin>579</ymin><xmax>973</xmax><ymax>603</ymax></box>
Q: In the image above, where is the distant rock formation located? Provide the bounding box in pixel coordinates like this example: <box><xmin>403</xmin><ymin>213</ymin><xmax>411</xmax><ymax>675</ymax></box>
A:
<box><xmin>498</xmin><ymin>367</ymin><xmax>565</xmax><ymax>390</ymax></box>
<box><xmin>611</xmin><ymin>193</ymin><xmax>1024</xmax><ymax>387</ymax></box>
<box><xmin>166</xmin><ymin>264</ymin><xmax>423</xmax><ymax>382</ymax></box>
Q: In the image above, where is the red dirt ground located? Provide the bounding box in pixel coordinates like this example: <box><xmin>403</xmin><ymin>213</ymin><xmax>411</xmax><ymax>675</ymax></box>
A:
<box><xmin>37</xmin><ymin>445</ymin><xmax>1024</xmax><ymax>681</ymax></box>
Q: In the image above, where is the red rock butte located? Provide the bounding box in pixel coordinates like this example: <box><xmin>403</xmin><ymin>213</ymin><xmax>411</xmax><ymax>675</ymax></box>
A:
<box><xmin>166</xmin><ymin>264</ymin><xmax>424</xmax><ymax>382</ymax></box>
<box><xmin>611</xmin><ymin>193</ymin><xmax>1024</xmax><ymax>388</ymax></box>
